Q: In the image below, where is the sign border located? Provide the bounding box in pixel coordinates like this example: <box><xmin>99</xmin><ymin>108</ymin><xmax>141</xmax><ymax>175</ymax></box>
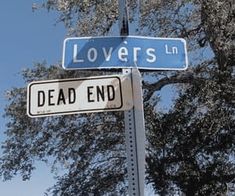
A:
<box><xmin>62</xmin><ymin>35</ymin><xmax>188</xmax><ymax>71</ymax></box>
<box><xmin>27</xmin><ymin>76</ymin><xmax>124</xmax><ymax>117</ymax></box>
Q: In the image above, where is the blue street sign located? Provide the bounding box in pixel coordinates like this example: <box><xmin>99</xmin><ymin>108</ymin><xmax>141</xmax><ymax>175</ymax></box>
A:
<box><xmin>62</xmin><ymin>36</ymin><xmax>188</xmax><ymax>70</ymax></box>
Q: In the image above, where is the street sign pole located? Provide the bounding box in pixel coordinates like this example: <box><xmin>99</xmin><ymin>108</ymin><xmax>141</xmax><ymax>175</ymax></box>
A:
<box><xmin>54</xmin><ymin>1</ymin><xmax>188</xmax><ymax>195</ymax></box>
<box><xmin>123</xmin><ymin>68</ymin><xmax>145</xmax><ymax>196</ymax></box>
<box><xmin>119</xmin><ymin>1</ymin><xmax>145</xmax><ymax>195</ymax></box>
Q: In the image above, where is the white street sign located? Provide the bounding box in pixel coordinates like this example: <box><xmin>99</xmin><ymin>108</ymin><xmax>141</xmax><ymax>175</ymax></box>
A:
<box><xmin>27</xmin><ymin>75</ymin><xmax>133</xmax><ymax>117</ymax></box>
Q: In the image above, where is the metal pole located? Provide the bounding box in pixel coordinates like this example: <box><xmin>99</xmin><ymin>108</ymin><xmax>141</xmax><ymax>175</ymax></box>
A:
<box><xmin>123</xmin><ymin>67</ymin><xmax>145</xmax><ymax>196</ymax></box>
<box><xmin>118</xmin><ymin>0</ymin><xmax>129</xmax><ymax>36</ymax></box>
<box><xmin>119</xmin><ymin>1</ymin><xmax>145</xmax><ymax>195</ymax></box>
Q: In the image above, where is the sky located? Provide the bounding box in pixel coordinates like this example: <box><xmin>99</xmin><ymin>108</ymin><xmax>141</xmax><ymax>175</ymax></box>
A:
<box><xmin>0</xmin><ymin>1</ymin><xmax>66</xmax><ymax>195</ymax></box>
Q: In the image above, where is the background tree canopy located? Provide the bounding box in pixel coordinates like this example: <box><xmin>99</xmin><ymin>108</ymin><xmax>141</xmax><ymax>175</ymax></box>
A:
<box><xmin>1</xmin><ymin>0</ymin><xmax>234</xmax><ymax>195</ymax></box>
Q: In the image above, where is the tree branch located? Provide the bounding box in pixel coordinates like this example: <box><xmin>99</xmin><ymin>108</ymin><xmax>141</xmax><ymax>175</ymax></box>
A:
<box><xmin>143</xmin><ymin>69</ymin><xmax>204</xmax><ymax>102</ymax></box>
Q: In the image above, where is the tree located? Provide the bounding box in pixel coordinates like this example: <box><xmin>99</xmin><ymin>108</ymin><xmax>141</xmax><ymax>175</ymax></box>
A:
<box><xmin>143</xmin><ymin>0</ymin><xmax>235</xmax><ymax>195</ymax></box>
<box><xmin>146</xmin><ymin>72</ymin><xmax>235</xmax><ymax>194</ymax></box>
<box><xmin>1</xmin><ymin>63</ymin><xmax>127</xmax><ymax>195</ymax></box>
<box><xmin>1</xmin><ymin>0</ymin><xmax>234</xmax><ymax>195</ymax></box>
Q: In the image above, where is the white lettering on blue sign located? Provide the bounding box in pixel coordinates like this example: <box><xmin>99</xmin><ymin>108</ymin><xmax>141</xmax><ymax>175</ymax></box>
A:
<box><xmin>72</xmin><ymin>44</ymin><xmax>157</xmax><ymax>64</ymax></box>
<box><xmin>103</xmin><ymin>47</ymin><xmax>113</xmax><ymax>61</ymax></box>
<box><xmin>165</xmin><ymin>44</ymin><xmax>178</xmax><ymax>55</ymax></box>
<box><xmin>62</xmin><ymin>36</ymin><xmax>188</xmax><ymax>70</ymax></box>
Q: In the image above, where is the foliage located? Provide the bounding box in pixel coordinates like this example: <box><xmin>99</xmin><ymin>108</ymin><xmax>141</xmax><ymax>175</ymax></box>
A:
<box><xmin>1</xmin><ymin>64</ymin><xmax>127</xmax><ymax>195</ymax></box>
<box><xmin>1</xmin><ymin>0</ymin><xmax>234</xmax><ymax>195</ymax></box>
<box><xmin>143</xmin><ymin>0</ymin><xmax>235</xmax><ymax>194</ymax></box>
<box><xmin>146</xmin><ymin>65</ymin><xmax>235</xmax><ymax>195</ymax></box>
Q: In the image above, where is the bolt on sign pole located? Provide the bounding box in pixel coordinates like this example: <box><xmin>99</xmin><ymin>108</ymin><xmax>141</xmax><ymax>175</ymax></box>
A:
<box><xmin>119</xmin><ymin>1</ymin><xmax>145</xmax><ymax>196</ymax></box>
